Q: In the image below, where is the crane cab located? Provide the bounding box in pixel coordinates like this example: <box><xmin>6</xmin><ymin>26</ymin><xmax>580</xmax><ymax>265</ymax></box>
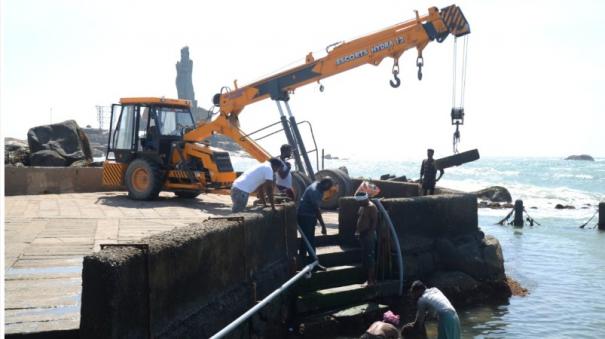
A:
<box><xmin>102</xmin><ymin>97</ymin><xmax>235</xmax><ymax>200</ymax></box>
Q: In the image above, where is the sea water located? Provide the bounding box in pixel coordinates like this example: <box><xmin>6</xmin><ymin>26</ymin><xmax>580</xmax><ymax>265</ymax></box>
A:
<box><xmin>232</xmin><ymin>157</ymin><xmax>605</xmax><ymax>338</ymax></box>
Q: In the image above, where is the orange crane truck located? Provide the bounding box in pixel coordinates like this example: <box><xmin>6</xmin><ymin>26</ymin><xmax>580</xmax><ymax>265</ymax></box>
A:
<box><xmin>102</xmin><ymin>5</ymin><xmax>470</xmax><ymax>200</ymax></box>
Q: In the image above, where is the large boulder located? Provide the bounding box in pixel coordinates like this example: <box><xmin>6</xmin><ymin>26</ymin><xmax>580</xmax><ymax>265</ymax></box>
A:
<box><xmin>482</xmin><ymin>235</ymin><xmax>505</xmax><ymax>281</ymax></box>
<box><xmin>27</xmin><ymin>120</ymin><xmax>92</xmax><ymax>166</ymax></box>
<box><xmin>30</xmin><ymin>150</ymin><xmax>67</xmax><ymax>167</ymax></box>
<box><xmin>434</xmin><ymin>232</ymin><xmax>505</xmax><ymax>282</ymax></box>
<box><xmin>472</xmin><ymin>186</ymin><xmax>512</xmax><ymax>203</ymax></box>
<box><xmin>565</xmin><ymin>154</ymin><xmax>594</xmax><ymax>161</ymax></box>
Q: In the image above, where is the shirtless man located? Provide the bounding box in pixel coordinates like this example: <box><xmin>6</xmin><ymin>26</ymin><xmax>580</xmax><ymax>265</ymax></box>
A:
<box><xmin>355</xmin><ymin>192</ymin><xmax>378</xmax><ymax>287</ymax></box>
<box><xmin>361</xmin><ymin>310</ymin><xmax>401</xmax><ymax>339</ymax></box>
<box><xmin>420</xmin><ymin>149</ymin><xmax>444</xmax><ymax>196</ymax></box>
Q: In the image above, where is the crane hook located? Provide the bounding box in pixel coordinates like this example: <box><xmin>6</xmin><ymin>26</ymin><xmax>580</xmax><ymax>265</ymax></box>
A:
<box><xmin>390</xmin><ymin>73</ymin><xmax>401</xmax><ymax>88</ymax></box>
<box><xmin>390</xmin><ymin>60</ymin><xmax>401</xmax><ymax>88</ymax></box>
<box><xmin>416</xmin><ymin>56</ymin><xmax>424</xmax><ymax>81</ymax></box>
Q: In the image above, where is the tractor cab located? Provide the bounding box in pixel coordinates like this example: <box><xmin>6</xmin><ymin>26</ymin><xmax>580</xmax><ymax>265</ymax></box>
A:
<box><xmin>102</xmin><ymin>97</ymin><xmax>235</xmax><ymax>200</ymax></box>
<box><xmin>106</xmin><ymin>97</ymin><xmax>195</xmax><ymax>164</ymax></box>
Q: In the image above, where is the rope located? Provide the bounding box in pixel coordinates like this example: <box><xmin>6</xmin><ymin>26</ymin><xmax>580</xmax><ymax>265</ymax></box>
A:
<box><xmin>495</xmin><ymin>207</ymin><xmax>541</xmax><ymax>226</ymax></box>
<box><xmin>495</xmin><ymin>209</ymin><xmax>514</xmax><ymax>225</ymax></box>
<box><xmin>460</xmin><ymin>36</ymin><xmax>469</xmax><ymax>107</ymax></box>
<box><xmin>579</xmin><ymin>208</ymin><xmax>599</xmax><ymax>229</ymax></box>
<box><xmin>523</xmin><ymin>208</ymin><xmax>541</xmax><ymax>226</ymax></box>
<box><xmin>452</xmin><ymin>37</ymin><xmax>457</xmax><ymax>107</ymax></box>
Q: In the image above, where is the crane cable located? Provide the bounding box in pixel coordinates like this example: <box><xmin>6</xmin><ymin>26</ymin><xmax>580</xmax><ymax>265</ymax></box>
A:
<box><xmin>452</xmin><ymin>36</ymin><xmax>469</xmax><ymax>154</ymax></box>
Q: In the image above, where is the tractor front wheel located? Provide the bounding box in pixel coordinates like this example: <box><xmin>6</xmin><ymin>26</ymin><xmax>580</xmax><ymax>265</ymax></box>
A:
<box><xmin>125</xmin><ymin>158</ymin><xmax>163</xmax><ymax>200</ymax></box>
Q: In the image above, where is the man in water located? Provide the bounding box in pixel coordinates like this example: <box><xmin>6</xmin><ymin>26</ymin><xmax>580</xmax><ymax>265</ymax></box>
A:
<box><xmin>361</xmin><ymin>310</ymin><xmax>401</xmax><ymax>339</ymax></box>
<box><xmin>276</xmin><ymin>144</ymin><xmax>294</xmax><ymax>200</ymax></box>
<box><xmin>408</xmin><ymin>280</ymin><xmax>460</xmax><ymax>339</ymax></box>
<box><xmin>230</xmin><ymin>158</ymin><xmax>283</xmax><ymax>213</ymax></box>
<box><xmin>420</xmin><ymin>148</ymin><xmax>444</xmax><ymax>195</ymax></box>
<box><xmin>297</xmin><ymin>177</ymin><xmax>334</xmax><ymax>270</ymax></box>
<box><xmin>355</xmin><ymin>192</ymin><xmax>378</xmax><ymax>287</ymax></box>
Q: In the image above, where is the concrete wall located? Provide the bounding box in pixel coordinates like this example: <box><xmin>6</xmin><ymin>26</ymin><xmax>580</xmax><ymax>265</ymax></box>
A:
<box><xmin>80</xmin><ymin>205</ymin><xmax>298</xmax><ymax>339</ymax></box>
<box><xmin>4</xmin><ymin>166</ymin><xmax>113</xmax><ymax>196</ymax></box>
<box><xmin>339</xmin><ymin>194</ymin><xmax>478</xmax><ymax>244</ymax></box>
<box><xmin>338</xmin><ymin>194</ymin><xmax>510</xmax><ymax>305</ymax></box>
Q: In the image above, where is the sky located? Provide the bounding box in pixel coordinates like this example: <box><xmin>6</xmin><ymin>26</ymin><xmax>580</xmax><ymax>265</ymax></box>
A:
<box><xmin>1</xmin><ymin>0</ymin><xmax>604</xmax><ymax>160</ymax></box>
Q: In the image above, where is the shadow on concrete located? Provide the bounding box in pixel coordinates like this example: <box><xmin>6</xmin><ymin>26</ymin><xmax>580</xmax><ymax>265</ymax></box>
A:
<box><xmin>94</xmin><ymin>195</ymin><xmax>231</xmax><ymax>214</ymax></box>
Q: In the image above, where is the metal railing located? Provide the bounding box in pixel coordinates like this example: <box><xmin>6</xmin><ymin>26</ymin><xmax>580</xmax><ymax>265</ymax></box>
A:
<box><xmin>373</xmin><ymin>199</ymin><xmax>404</xmax><ymax>296</ymax></box>
<box><xmin>209</xmin><ymin>225</ymin><xmax>318</xmax><ymax>339</ymax></box>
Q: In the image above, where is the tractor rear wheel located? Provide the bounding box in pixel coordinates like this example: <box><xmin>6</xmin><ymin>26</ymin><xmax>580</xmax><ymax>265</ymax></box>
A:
<box><xmin>125</xmin><ymin>158</ymin><xmax>163</xmax><ymax>200</ymax></box>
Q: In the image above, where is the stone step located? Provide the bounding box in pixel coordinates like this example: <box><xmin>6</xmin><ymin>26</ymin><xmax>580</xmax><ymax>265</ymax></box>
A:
<box><xmin>316</xmin><ymin>245</ymin><xmax>361</xmax><ymax>268</ymax></box>
<box><xmin>316</xmin><ymin>234</ymin><xmax>341</xmax><ymax>247</ymax></box>
<box><xmin>296</xmin><ymin>265</ymin><xmax>365</xmax><ymax>294</ymax></box>
<box><xmin>296</xmin><ymin>280</ymin><xmax>399</xmax><ymax>314</ymax></box>
<box><xmin>296</xmin><ymin>245</ymin><xmax>361</xmax><ymax>270</ymax></box>
<box><xmin>290</xmin><ymin>302</ymin><xmax>389</xmax><ymax>339</ymax></box>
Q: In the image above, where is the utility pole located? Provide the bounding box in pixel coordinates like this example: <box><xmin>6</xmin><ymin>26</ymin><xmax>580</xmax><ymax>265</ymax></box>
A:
<box><xmin>96</xmin><ymin>106</ymin><xmax>105</xmax><ymax>130</ymax></box>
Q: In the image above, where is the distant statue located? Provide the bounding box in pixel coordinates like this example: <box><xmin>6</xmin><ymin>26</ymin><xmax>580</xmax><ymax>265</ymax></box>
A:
<box><xmin>176</xmin><ymin>47</ymin><xmax>196</xmax><ymax>102</ymax></box>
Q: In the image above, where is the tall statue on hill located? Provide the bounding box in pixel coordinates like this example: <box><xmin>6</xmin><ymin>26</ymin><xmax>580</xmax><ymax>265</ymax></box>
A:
<box><xmin>176</xmin><ymin>47</ymin><xmax>210</xmax><ymax>121</ymax></box>
<box><xmin>176</xmin><ymin>46</ymin><xmax>196</xmax><ymax>102</ymax></box>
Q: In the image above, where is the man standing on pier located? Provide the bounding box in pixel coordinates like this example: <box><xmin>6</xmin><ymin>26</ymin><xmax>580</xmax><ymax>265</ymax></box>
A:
<box><xmin>420</xmin><ymin>148</ymin><xmax>444</xmax><ymax>195</ymax></box>
<box><xmin>276</xmin><ymin>144</ymin><xmax>294</xmax><ymax>200</ymax></box>
<box><xmin>230</xmin><ymin>158</ymin><xmax>283</xmax><ymax>213</ymax></box>
<box><xmin>355</xmin><ymin>192</ymin><xmax>378</xmax><ymax>287</ymax></box>
<box><xmin>297</xmin><ymin>177</ymin><xmax>334</xmax><ymax>270</ymax></box>
<box><xmin>408</xmin><ymin>280</ymin><xmax>460</xmax><ymax>339</ymax></box>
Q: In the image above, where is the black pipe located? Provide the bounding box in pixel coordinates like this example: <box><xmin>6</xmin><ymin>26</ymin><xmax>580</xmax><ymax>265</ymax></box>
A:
<box><xmin>279</xmin><ymin>115</ymin><xmax>304</xmax><ymax>173</ymax></box>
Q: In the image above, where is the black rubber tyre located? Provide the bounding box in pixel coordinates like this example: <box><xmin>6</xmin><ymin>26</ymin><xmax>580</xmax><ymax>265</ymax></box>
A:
<box><xmin>173</xmin><ymin>190</ymin><xmax>201</xmax><ymax>199</ymax></box>
<box><xmin>315</xmin><ymin>168</ymin><xmax>353</xmax><ymax>210</ymax></box>
<box><xmin>125</xmin><ymin>158</ymin><xmax>164</xmax><ymax>200</ymax></box>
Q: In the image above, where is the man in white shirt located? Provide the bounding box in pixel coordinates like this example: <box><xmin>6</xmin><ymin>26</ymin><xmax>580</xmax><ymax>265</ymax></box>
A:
<box><xmin>276</xmin><ymin>144</ymin><xmax>294</xmax><ymax>200</ymax></box>
<box><xmin>231</xmin><ymin>158</ymin><xmax>283</xmax><ymax>213</ymax></box>
<box><xmin>409</xmin><ymin>280</ymin><xmax>460</xmax><ymax>339</ymax></box>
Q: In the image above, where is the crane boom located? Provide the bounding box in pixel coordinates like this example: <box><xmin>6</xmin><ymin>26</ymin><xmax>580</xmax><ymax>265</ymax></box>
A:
<box><xmin>213</xmin><ymin>5</ymin><xmax>469</xmax><ymax>115</ymax></box>
<box><xmin>184</xmin><ymin>5</ymin><xmax>469</xmax><ymax>163</ymax></box>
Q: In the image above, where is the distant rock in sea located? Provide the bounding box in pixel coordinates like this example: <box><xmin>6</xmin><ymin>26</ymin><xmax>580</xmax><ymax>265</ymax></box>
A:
<box><xmin>565</xmin><ymin>154</ymin><xmax>594</xmax><ymax>161</ymax></box>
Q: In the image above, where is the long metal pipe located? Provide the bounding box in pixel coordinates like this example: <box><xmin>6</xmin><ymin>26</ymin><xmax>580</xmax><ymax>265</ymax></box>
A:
<box><xmin>284</xmin><ymin>101</ymin><xmax>315</xmax><ymax>179</ymax></box>
<box><xmin>373</xmin><ymin>199</ymin><xmax>404</xmax><ymax>296</ymax></box>
<box><xmin>275</xmin><ymin>101</ymin><xmax>304</xmax><ymax>172</ymax></box>
<box><xmin>210</xmin><ymin>224</ymin><xmax>318</xmax><ymax>339</ymax></box>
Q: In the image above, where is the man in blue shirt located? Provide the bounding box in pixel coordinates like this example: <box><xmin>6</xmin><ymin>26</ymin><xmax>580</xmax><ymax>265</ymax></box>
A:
<box><xmin>297</xmin><ymin>177</ymin><xmax>334</xmax><ymax>270</ymax></box>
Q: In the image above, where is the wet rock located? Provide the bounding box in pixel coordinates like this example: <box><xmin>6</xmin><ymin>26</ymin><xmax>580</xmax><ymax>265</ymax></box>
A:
<box><xmin>482</xmin><ymin>235</ymin><xmax>505</xmax><ymax>281</ymax></box>
<box><xmin>565</xmin><ymin>154</ymin><xmax>594</xmax><ymax>161</ymax></box>
<box><xmin>472</xmin><ymin>186</ymin><xmax>512</xmax><ymax>203</ymax></box>
<box><xmin>4</xmin><ymin>138</ymin><xmax>30</xmax><ymax>166</ymax></box>
<box><xmin>428</xmin><ymin>271</ymin><xmax>479</xmax><ymax>297</ymax></box>
<box><xmin>27</xmin><ymin>120</ymin><xmax>92</xmax><ymax>166</ymax></box>
<box><xmin>555</xmin><ymin>204</ymin><xmax>575</xmax><ymax>209</ymax></box>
